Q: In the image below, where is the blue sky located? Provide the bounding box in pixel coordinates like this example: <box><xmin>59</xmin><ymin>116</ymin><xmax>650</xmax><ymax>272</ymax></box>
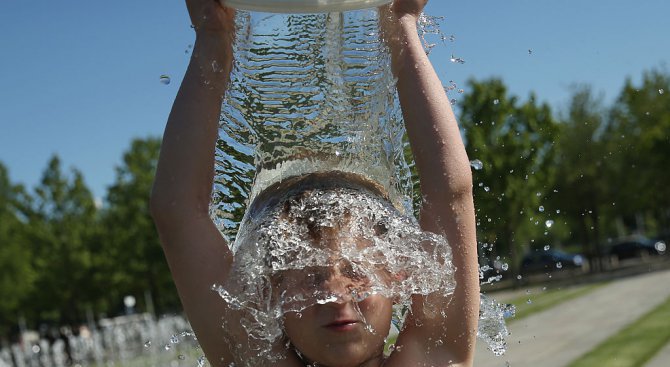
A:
<box><xmin>0</xmin><ymin>0</ymin><xmax>668</xmax><ymax>201</ymax></box>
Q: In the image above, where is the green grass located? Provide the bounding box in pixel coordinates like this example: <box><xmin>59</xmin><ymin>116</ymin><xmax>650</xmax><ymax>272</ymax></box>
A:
<box><xmin>506</xmin><ymin>283</ymin><xmax>605</xmax><ymax>322</ymax></box>
<box><xmin>567</xmin><ymin>295</ymin><xmax>670</xmax><ymax>367</ymax></box>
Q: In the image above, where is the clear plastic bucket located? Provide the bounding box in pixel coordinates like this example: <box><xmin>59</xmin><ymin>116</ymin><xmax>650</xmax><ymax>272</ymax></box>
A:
<box><xmin>222</xmin><ymin>0</ymin><xmax>392</xmax><ymax>13</ymax></box>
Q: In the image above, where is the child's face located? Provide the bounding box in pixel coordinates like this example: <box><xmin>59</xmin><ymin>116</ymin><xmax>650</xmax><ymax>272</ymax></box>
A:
<box><xmin>276</xmin><ymin>233</ymin><xmax>394</xmax><ymax>366</ymax></box>
<box><xmin>281</xmin><ymin>271</ymin><xmax>393</xmax><ymax>366</ymax></box>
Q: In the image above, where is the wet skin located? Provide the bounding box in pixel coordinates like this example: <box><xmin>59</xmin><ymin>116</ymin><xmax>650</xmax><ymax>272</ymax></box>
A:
<box><xmin>282</xmin><ymin>284</ymin><xmax>393</xmax><ymax>367</ymax></box>
<box><xmin>276</xmin><ymin>236</ymin><xmax>394</xmax><ymax>367</ymax></box>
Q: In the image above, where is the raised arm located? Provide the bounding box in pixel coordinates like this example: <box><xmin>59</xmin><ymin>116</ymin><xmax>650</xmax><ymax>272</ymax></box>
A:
<box><xmin>383</xmin><ymin>1</ymin><xmax>479</xmax><ymax>366</ymax></box>
<box><xmin>150</xmin><ymin>1</ymin><xmax>237</xmax><ymax>365</ymax></box>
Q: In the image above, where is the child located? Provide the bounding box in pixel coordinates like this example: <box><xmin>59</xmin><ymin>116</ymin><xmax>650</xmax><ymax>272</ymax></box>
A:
<box><xmin>150</xmin><ymin>0</ymin><xmax>479</xmax><ymax>366</ymax></box>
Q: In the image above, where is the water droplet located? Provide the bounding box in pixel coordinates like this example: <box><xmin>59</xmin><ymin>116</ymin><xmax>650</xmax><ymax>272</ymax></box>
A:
<box><xmin>170</xmin><ymin>334</ymin><xmax>179</xmax><ymax>344</ymax></box>
<box><xmin>536</xmin><ymin>192</ymin><xmax>542</xmax><ymax>197</ymax></box>
<box><xmin>197</xmin><ymin>356</ymin><xmax>207</xmax><ymax>367</ymax></box>
<box><xmin>516</xmin><ymin>275</ymin><xmax>522</xmax><ymax>280</ymax></box>
<box><xmin>470</xmin><ymin>159</ymin><xmax>483</xmax><ymax>170</ymax></box>
<box><xmin>178</xmin><ymin>355</ymin><xmax>186</xmax><ymax>360</ymax></box>
<box><xmin>503</xmin><ymin>304</ymin><xmax>516</xmax><ymax>318</ymax></box>
<box><xmin>159</xmin><ymin>74</ymin><xmax>171</xmax><ymax>85</ymax></box>
<box><xmin>501</xmin><ymin>263</ymin><xmax>509</xmax><ymax>271</ymax></box>
<box><xmin>538</xmin><ymin>206</ymin><xmax>545</xmax><ymax>212</ymax></box>
<box><xmin>555</xmin><ymin>210</ymin><xmax>561</xmax><ymax>214</ymax></box>
<box><xmin>526</xmin><ymin>299</ymin><xmax>533</xmax><ymax>304</ymax></box>
<box><xmin>144</xmin><ymin>341</ymin><xmax>152</xmax><ymax>348</ymax></box>
<box><xmin>484</xmin><ymin>186</ymin><xmax>490</xmax><ymax>192</ymax></box>
<box><xmin>545</xmin><ymin>220</ymin><xmax>554</xmax><ymax>228</ymax></box>
<box><xmin>449</xmin><ymin>54</ymin><xmax>466</xmax><ymax>64</ymax></box>
<box><xmin>164</xmin><ymin>344</ymin><xmax>171</xmax><ymax>351</ymax></box>
<box><xmin>493</xmin><ymin>99</ymin><xmax>500</xmax><ymax>105</ymax></box>
<box><xmin>528</xmin><ymin>49</ymin><xmax>533</xmax><ymax>55</ymax></box>
<box><xmin>556</xmin><ymin>262</ymin><xmax>563</xmax><ymax>269</ymax></box>
<box><xmin>544</xmin><ymin>245</ymin><xmax>550</xmax><ymax>251</ymax></box>
<box><xmin>660</xmin><ymin>89</ymin><xmax>665</xmax><ymax>95</ymax></box>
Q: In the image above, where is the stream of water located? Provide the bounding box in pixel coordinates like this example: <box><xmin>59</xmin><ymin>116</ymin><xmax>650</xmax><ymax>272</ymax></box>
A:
<box><xmin>209</xmin><ymin>7</ymin><xmax>511</xmax><ymax>364</ymax></box>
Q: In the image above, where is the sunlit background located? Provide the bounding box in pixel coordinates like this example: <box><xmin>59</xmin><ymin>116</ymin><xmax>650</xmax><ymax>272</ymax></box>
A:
<box><xmin>1</xmin><ymin>0</ymin><xmax>669</xmax><ymax>366</ymax></box>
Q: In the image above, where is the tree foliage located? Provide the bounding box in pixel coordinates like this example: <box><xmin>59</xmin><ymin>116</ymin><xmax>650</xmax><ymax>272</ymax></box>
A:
<box><xmin>101</xmin><ymin>137</ymin><xmax>179</xmax><ymax>314</ymax></box>
<box><xmin>459</xmin><ymin>78</ymin><xmax>558</xmax><ymax>270</ymax></box>
<box><xmin>0</xmin><ymin>163</ymin><xmax>35</xmax><ymax>335</ymax></box>
<box><xmin>550</xmin><ymin>86</ymin><xmax>611</xmax><ymax>269</ymax></box>
<box><xmin>609</xmin><ymin>69</ymin><xmax>670</xmax><ymax>225</ymax></box>
<box><xmin>24</xmin><ymin>156</ymin><xmax>99</xmax><ymax>324</ymax></box>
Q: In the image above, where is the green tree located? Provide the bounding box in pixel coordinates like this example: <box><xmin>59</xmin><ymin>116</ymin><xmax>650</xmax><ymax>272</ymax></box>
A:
<box><xmin>0</xmin><ymin>163</ymin><xmax>35</xmax><ymax>336</ymax></box>
<box><xmin>609</xmin><ymin>68</ymin><xmax>670</xmax><ymax>232</ymax></box>
<box><xmin>25</xmin><ymin>156</ymin><xmax>99</xmax><ymax>325</ymax></box>
<box><xmin>551</xmin><ymin>85</ymin><xmax>612</xmax><ymax>271</ymax></box>
<box><xmin>101</xmin><ymin>137</ymin><xmax>179</xmax><ymax>315</ymax></box>
<box><xmin>459</xmin><ymin>78</ymin><xmax>558</xmax><ymax>273</ymax></box>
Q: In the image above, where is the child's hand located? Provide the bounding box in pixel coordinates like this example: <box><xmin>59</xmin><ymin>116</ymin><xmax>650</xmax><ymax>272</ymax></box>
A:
<box><xmin>186</xmin><ymin>0</ymin><xmax>235</xmax><ymax>36</ymax></box>
<box><xmin>391</xmin><ymin>0</ymin><xmax>428</xmax><ymax>20</ymax></box>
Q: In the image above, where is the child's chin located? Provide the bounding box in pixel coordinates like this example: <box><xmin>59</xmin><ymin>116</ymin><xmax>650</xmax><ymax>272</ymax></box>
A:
<box><xmin>309</xmin><ymin>343</ymin><xmax>382</xmax><ymax>367</ymax></box>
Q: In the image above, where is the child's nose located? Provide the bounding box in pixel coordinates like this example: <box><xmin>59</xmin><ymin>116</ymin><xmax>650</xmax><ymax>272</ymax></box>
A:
<box><xmin>322</xmin><ymin>272</ymin><xmax>355</xmax><ymax>303</ymax></box>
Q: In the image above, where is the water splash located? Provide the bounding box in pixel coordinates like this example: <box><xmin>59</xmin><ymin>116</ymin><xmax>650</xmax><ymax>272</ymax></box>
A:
<box><xmin>212</xmin><ymin>8</ymin><xmax>412</xmax><ymax>242</ymax></box>
<box><xmin>417</xmin><ymin>13</ymin><xmax>447</xmax><ymax>55</ymax></box>
<box><xmin>208</xmin><ymin>7</ymin><xmax>511</xmax><ymax>365</ymax></box>
<box><xmin>216</xmin><ymin>184</ymin><xmax>456</xmax><ymax>361</ymax></box>
<box><xmin>478</xmin><ymin>295</ymin><xmax>514</xmax><ymax>356</ymax></box>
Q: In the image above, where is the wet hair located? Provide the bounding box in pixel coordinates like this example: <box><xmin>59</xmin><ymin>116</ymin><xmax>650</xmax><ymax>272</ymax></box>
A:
<box><xmin>246</xmin><ymin>171</ymin><xmax>390</xmax><ymax>220</ymax></box>
<box><xmin>243</xmin><ymin>172</ymin><xmax>393</xmax><ymax>270</ymax></box>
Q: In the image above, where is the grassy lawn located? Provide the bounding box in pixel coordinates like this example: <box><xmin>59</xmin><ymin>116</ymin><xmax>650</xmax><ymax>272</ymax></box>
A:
<box><xmin>505</xmin><ymin>282</ymin><xmax>605</xmax><ymax>322</ymax></box>
<box><xmin>567</xmin><ymin>295</ymin><xmax>670</xmax><ymax>367</ymax></box>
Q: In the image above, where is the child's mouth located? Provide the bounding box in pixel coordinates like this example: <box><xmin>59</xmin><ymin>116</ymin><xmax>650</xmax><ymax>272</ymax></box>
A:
<box><xmin>325</xmin><ymin>320</ymin><xmax>359</xmax><ymax>331</ymax></box>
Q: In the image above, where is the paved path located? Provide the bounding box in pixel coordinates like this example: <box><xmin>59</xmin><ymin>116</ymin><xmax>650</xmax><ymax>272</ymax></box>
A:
<box><xmin>645</xmin><ymin>340</ymin><xmax>670</xmax><ymax>367</ymax></box>
<box><xmin>473</xmin><ymin>269</ymin><xmax>670</xmax><ymax>367</ymax></box>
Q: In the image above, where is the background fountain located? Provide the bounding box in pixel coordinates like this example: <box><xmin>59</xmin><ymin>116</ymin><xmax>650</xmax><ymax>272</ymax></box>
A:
<box><xmin>1</xmin><ymin>314</ymin><xmax>198</xmax><ymax>367</ymax></box>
